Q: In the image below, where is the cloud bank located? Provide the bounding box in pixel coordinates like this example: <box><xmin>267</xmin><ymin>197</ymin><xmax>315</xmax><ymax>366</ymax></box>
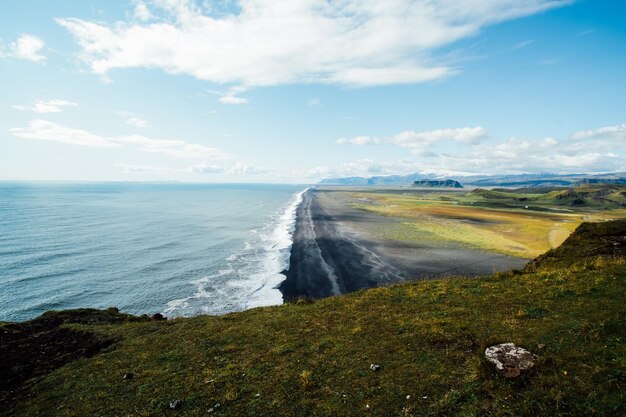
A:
<box><xmin>331</xmin><ymin>123</ymin><xmax>625</xmax><ymax>176</ymax></box>
<box><xmin>337</xmin><ymin>126</ymin><xmax>487</xmax><ymax>155</ymax></box>
<box><xmin>185</xmin><ymin>121</ymin><xmax>624</xmax><ymax>181</ymax></box>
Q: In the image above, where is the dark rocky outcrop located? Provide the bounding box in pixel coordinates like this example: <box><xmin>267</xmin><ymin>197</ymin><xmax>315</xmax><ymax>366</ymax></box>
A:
<box><xmin>0</xmin><ymin>308</ymin><xmax>149</xmax><ymax>409</ymax></box>
<box><xmin>413</xmin><ymin>179</ymin><xmax>463</xmax><ymax>188</ymax></box>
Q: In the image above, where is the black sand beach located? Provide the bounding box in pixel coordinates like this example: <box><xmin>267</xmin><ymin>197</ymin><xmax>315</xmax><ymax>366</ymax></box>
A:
<box><xmin>280</xmin><ymin>188</ymin><xmax>529</xmax><ymax>300</ymax></box>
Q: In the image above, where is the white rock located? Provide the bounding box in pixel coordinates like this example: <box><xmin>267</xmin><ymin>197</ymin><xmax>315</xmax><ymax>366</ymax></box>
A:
<box><xmin>485</xmin><ymin>343</ymin><xmax>536</xmax><ymax>378</ymax></box>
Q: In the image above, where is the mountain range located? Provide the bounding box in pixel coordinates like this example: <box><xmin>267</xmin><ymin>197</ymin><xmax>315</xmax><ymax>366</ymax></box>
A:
<box><xmin>319</xmin><ymin>172</ymin><xmax>626</xmax><ymax>188</ymax></box>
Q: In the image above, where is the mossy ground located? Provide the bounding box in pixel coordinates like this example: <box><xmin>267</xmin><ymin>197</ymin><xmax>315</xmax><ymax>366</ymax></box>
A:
<box><xmin>2</xmin><ymin>221</ymin><xmax>625</xmax><ymax>417</ymax></box>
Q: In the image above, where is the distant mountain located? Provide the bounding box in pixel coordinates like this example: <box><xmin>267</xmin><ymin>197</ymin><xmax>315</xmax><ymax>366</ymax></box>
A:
<box><xmin>318</xmin><ymin>172</ymin><xmax>430</xmax><ymax>186</ymax></box>
<box><xmin>572</xmin><ymin>178</ymin><xmax>626</xmax><ymax>186</ymax></box>
<box><xmin>413</xmin><ymin>179</ymin><xmax>463</xmax><ymax>188</ymax></box>
<box><xmin>319</xmin><ymin>172</ymin><xmax>626</xmax><ymax>188</ymax></box>
<box><xmin>317</xmin><ymin>176</ymin><xmax>372</xmax><ymax>186</ymax></box>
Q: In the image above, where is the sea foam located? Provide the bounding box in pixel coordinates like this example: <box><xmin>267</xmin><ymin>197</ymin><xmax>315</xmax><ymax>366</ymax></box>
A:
<box><xmin>164</xmin><ymin>187</ymin><xmax>307</xmax><ymax>317</ymax></box>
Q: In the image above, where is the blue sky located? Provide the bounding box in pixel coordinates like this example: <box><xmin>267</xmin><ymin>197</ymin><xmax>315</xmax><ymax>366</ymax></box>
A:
<box><xmin>0</xmin><ymin>0</ymin><xmax>624</xmax><ymax>182</ymax></box>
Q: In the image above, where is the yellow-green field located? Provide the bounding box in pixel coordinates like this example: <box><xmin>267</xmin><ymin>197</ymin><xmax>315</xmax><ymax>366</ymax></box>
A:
<box><xmin>346</xmin><ymin>190</ymin><xmax>626</xmax><ymax>258</ymax></box>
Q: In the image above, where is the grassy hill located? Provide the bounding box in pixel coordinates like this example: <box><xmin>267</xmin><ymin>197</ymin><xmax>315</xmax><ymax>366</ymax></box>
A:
<box><xmin>2</xmin><ymin>220</ymin><xmax>625</xmax><ymax>417</ymax></box>
<box><xmin>469</xmin><ymin>184</ymin><xmax>626</xmax><ymax>210</ymax></box>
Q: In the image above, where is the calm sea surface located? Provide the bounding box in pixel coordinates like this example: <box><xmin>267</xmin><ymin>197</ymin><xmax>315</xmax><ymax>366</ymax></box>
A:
<box><xmin>0</xmin><ymin>182</ymin><xmax>306</xmax><ymax>322</ymax></box>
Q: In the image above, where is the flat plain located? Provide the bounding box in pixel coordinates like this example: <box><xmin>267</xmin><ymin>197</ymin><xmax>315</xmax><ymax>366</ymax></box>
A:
<box><xmin>324</xmin><ymin>184</ymin><xmax>626</xmax><ymax>259</ymax></box>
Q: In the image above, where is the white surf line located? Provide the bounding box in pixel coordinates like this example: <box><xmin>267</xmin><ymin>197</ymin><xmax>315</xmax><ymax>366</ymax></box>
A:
<box><xmin>164</xmin><ymin>187</ymin><xmax>310</xmax><ymax>317</ymax></box>
<box><xmin>252</xmin><ymin>186</ymin><xmax>308</xmax><ymax>294</ymax></box>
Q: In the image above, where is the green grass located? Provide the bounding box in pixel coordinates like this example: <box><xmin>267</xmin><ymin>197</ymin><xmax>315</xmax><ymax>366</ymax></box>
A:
<box><xmin>345</xmin><ymin>185</ymin><xmax>626</xmax><ymax>258</ymax></box>
<box><xmin>3</xmin><ymin>221</ymin><xmax>626</xmax><ymax>417</ymax></box>
<box><xmin>470</xmin><ymin>184</ymin><xmax>626</xmax><ymax>210</ymax></box>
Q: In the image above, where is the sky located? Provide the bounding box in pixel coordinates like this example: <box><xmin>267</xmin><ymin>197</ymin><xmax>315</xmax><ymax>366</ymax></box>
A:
<box><xmin>0</xmin><ymin>0</ymin><xmax>625</xmax><ymax>183</ymax></box>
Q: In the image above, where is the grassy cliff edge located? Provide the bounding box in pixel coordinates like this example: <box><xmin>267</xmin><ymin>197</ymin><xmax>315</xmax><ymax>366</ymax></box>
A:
<box><xmin>2</xmin><ymin>220</ymin><xmax>625</xmax><ymax>417</ymax></box>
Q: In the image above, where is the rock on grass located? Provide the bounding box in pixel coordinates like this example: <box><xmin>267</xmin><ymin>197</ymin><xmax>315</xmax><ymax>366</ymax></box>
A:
<box><xmin>485</xmin><ymin>343</ymin><xmax>536</xmax><ymax>378</ymax></box>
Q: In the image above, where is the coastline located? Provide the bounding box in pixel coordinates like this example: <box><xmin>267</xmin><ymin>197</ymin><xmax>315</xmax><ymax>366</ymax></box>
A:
<box><xmin>280</xmin><ymin>188</ymin><xmax>404</xmax><ymax>299</ymax></box>
<box><xmin>280</xmin><ymin>188</ymin><xmax>529</xmax><ymax>300</ymax></box>
<box><xmin>163</xmin><ymin>186</ymin><xmax>308</xmax><ymax>317</ymax></box>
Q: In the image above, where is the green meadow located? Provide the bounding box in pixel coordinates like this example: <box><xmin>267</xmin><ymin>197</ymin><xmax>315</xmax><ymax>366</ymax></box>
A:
<box><xmin>348</xmin><ymin>184</ymin><xmax>626</xmax><ymax>258</ymax></box>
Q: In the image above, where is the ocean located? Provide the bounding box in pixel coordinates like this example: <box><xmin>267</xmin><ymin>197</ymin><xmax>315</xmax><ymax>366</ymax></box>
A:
<box><xmin>0</xmin><ymin>182</ymin><xmax>306</xmax><ymax>322</ymax></box>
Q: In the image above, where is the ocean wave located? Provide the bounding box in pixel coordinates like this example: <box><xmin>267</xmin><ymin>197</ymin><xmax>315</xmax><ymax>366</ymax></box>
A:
<box><xmin>163</xmin><ymin>187</ymin><xmax>308</xmax><ymax>317</ymax></box>
<box><xmin>244</xmin><ymin>187</ymin><xmax>308</xmax><ymax>309</ymax></box>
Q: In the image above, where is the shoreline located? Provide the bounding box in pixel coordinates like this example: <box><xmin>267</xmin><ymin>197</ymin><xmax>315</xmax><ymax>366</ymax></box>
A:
<box><xmin>280</xmin><ymin>188</ymin><xmax>404</xmax><ymax>299</ymax></box>
<box><xmin>280</xmin><ymin>188</ymin><xmax>529</xmax><ymax>300</ymax></box>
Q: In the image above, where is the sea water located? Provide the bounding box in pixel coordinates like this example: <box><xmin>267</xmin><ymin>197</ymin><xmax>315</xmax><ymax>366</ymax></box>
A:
<box><xmin>0</xmin><ymin>182</ymin><xmax>306</xmax><ymax>322</ymax></box>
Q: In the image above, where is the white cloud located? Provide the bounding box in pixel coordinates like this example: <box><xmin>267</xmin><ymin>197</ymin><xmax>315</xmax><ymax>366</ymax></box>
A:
<box><xmin>316</xmin><ymin>151</ymin><xmax>622</xmax><ymax>180</ymax></box>
<box><xmin>551</xmin><ymin>153</ymin><xmax>603</xmax><ymax>168</ymax></box>
<box><xmin>302</xmin><ymin>159</ymin><xmax>405</xmax><ymax>179</ymax></box>
<box><xmin>118</xmin><ymin>163</ymin><xmax>175</xmax><ymax>173</ymax></box>
<box><xmin>4</xmin><ymin>34</ymin><xmax>46</xmax><ymax>62</ymax></box>
<box><xmin>188</xmin><ymin>162</ymin><xmax>225</xmax><ymax>173</ymax></box>
<box><xmin>228</xmin><ymin>162</ymin><xmax>266</xmax><ymax>175</ymax></box>
<box><xmin>337</xmin><ymin>126</ymin><xmax>487</xmax><ymax>154</ymax></box>
<box><xmin>394</xmin><ymin>127</ymin><xmax>487</xmax><ymax>145</ymax></box>
<box><xmin>540</xmin><ymin>137</ymin><xmax>559</xmax><ymax>147</ymax></box>
<box><xmin>10</xmin><ymin>120</ymin><xmax>118</xmax><ymax>147</ymax></box>
<box><xmin>336</xmin><ymin>136</ymin><xmax>381</xmax><ymax>145</ymax></box>
<box><xmin>56</xmin><ymin>0</ymin><xmax>570</xmax><ymax>87</ymax></box>
<box><xmin>571</xmin><ymin>123</ymin><xmax>626</xmax><ymax>140</ymax></box>
<box><xmin>186</xmin><ymin>119</ymin><xmax>625</xmax><ymax>180</ymax></box>
<box><xmin>10</xmin><ymin>120</ymin><xmax>229</xmax><ymax>159</ymax></box>
<box><xmin>126</xmin><ymin>117</ymin><xmax>149</xmax><ymax>127</ymax></box>
<box><xmin>328</xmin><ymin>66</ymin><xmax>455</xmax><ymax>87</ymax></box>
<box><xmin>328</xmin><ymin>122</ymin><xmax>626</xmax><ymax>177</ymax></box>
<box><xmin>189</xmin><ymin>161</ymin><xmax>268</xmax><ymax>175</ymax></box>
<box><xmin>134</xmin><ymin>2</ymin><xmax>153</xmax><ymax>21</ymax></box>
<box><xmin>412</xmin><ymin>135</ymin><xmax>624</xmax><ymax>174</ymax></box>
<box><xmin>116</xmin><ymin>111</ymin><xmax>149</xmax><ymax>127</ymax></box>
<box><xmin>116</xmin><ymin>134</ymin><xmax>230</xmax><ymax>159</ymax></box>
<box><xmin>307</xmin><ymin>98</ymin><xmax>321</xmax><ymax>107</ymax></box>
<box><xmin>336</xmin><ymin>159</ymin><xmax>385</xmax><ymax>175</ymax></box>
<box><xmin>216</xmin><ymin>86</ymin><xmax>249</xmax><ymax>104</ymax></box>
<box><xmin>510</xmin><ymin>40</ymin><xmax>534</xmax><ymax>50</ymax></box>
<box><xmin>218</xmin><ymin>94</ymin><xmax>249</xmax><ymax>105</ymax></box>
<box><xmin>12</xmin><ymin>99</ymin><xmax>77</xmax><ymax>114</ymax></box>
